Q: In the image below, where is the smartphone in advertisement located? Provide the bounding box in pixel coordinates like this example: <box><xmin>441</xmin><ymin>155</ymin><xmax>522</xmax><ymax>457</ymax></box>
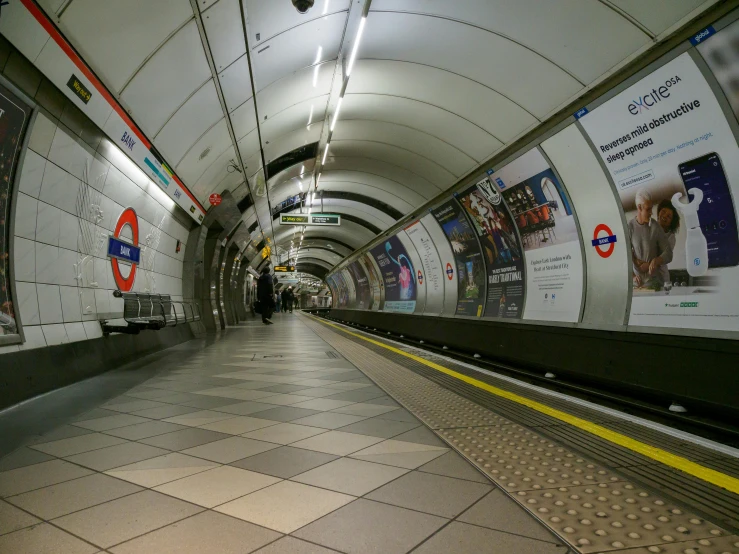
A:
<box><xmin>678</xmin><ymin>153</ymin><xmax>739</xmax><ymax>268</ymax></box>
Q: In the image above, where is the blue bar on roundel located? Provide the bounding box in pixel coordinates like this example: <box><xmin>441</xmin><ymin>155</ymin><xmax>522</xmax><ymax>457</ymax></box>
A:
<box><xmin>107</xmin><ymin>237</ymin><xmax>141</xmax><ymax>264</ymax></box>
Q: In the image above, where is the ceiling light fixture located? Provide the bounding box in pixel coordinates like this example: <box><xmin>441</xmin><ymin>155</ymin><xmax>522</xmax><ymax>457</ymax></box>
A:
<box><xmin>346</xmin><ymin>17</ymin><xmax>366</xmax><ymax>76</ymax></box>
<box><xmin>307</xmin><ymin>105</ymin><xmax>314</xmax><ymax>128</ymax></box>
<box><xmin>313</xmin><ymin>46</ymin><xmax>323</xmax><ymax>87</ymax></box>
<box><xmin>322</xmin><ymin>144</ymin><xmax>329</xmax><ymax>165</ymax></box>
<box><xmin>330</xmin><ymin>97</ymin><xmax>343</xmax><ymax>132</ymax></box>
<box><xmin>323</xmin><ymin>0</ymin><xmax>330</xmax><ymax>15</ymax></box>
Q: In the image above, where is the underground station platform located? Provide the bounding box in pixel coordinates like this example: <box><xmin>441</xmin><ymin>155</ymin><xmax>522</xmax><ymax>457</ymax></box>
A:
<box><xmin>0</xmin><ymin>312</ymin><xmax>736</xmax><ymax>554</ymax></box>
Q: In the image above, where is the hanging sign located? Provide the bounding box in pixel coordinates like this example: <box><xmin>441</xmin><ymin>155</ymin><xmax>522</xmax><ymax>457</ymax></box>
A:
<box><xmin>280</xmin><ymin>213</ymin><xmax>341</xmax><ymax>226</ymax></box>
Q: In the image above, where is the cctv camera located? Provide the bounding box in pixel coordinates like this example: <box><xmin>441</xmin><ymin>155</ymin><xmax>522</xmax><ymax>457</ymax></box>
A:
<box><xmin>292</xmin><ymin>0</ymin><xmax>315</xmax><ymax>14</ymax></box>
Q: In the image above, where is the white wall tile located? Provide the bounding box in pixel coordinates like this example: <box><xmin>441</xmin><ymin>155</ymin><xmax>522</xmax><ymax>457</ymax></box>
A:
<box><xmin>13</xmin><ymin>237</ymin><xmax>35</xmax><ymax>282</ymax></box>
<box><xmin>18</xmin><ymin>150</ymin><xmax>46</xmax><ymax>198</ymax></box>
<box><xmin>15</xmin><ymin>282</ymin><xmax>40</xmax><ymax>326</ymax></box>
<box><xmin>48</xmin><ymin>127</ymin><xmax>92</xmax><ymax>181</ymax></box>
<box><xmin>18</xmin><ymin>326</ymin><xmax>47</xmax><ymax>350</ymax></box>
<box><xmin>59</xmin><ymin>285</ymin><xmax>82</xmax><ymax>322</ymax></box>
<box><xmin>94</xmin><ymin>288</ymin><xmax>110</xmax><ymax>315</ymax></box>
<box><xmin>64</xmin><ymin>322</ymin><xmax>87</xmax><ymax>343</ymax></box>
<box><xmin>28</xmin><ymin>112</ymin><xmax>57</xmax><ymax>158</ymax></box>
<box><xmin>39</xmin><ymin>162</ymin><xmax>81</xmax><ymax>215</ymax></box>
<box><xmin>80</xmin><ymin>288</ymin><xmax>97</xmax><ymax>321</ymax></box>
<box><xmin>83</xmin><ymin>320</ymin><xmax>103</xmax><ymax>340</ymax></box>
<box><xmin>88</xmin><ymin>155</ymin><xmax>110</xmax><ymax>192</ymax></box>
<box><xmin>109</xmin><ymin>295</ymin><xmax>124</xmax><ymax>315</ymax></box>
<box><xmin>59</xmin><ymin>211</ymin><xmax>79</xmax><ymax>251</ymax></box>
<box><xmin>0</xmin><ymin>344</ymin><xmax>21</xmax><ymax>354</ymax></box>
<box><xmin>41</xmin><ymin>324</ymin><xmax>69</xmax><ymax>346</ymax></box>
<box><xmin>35</xmin><ymin>202</ymin><xmax>61</xmax><ymax>246</ymax></box>
<box><xmin>14</xmin><ymin>193</ymin><xmax>38</xmax><ymax>241</ymax></box>
<box><xmin>58</xmin><ymin>248</ymin><xmax>80</xmax><ymax>287</ymax></box>
<box><xmin>35</xmin><ymin>243</ymin><xmax>60</xmax><ymax>285</ymax></box>
<box><xmin>93</xmin><ymin>257</ymin><xmax>110</xmax><ymax>290</ymax></box>
<box><xmin>37</xmin><ymin>284</ymin><xmax>63</xmax><ymax>324</ymax></box>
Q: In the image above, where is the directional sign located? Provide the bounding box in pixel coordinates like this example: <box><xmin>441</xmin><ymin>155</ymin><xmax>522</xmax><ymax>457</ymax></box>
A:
<box><xmin>591</xmin><ymin>224</ymin><xmax>617</xmax><ymax>259</ymax></box>
<box><xmin>274</xmin><ymin>266</ymin><xmax>296</xmax><ymax>272</ymax></box>
<box><xmin>280</xmin><ymin>213</ymin><xmax>341</xmax><ymax>226</ymax></box>
<box><xmin>209</xmin><ymin>193</ymin><xmax>222</xmax><ymax>206</ymax></box>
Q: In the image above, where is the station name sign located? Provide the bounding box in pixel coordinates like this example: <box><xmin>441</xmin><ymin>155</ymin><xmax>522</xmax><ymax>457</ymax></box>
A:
<box><xmin>279</xmin><ymin>213</ymin><xmax>341</xmax><ymax>226</ymax></box>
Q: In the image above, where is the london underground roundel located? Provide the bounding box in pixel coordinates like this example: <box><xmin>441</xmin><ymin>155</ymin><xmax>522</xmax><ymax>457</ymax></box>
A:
<box><xmin>108</xmin><ymin>208</ymin><xmax>141</xmax><ymax>291</ymax></box>
<box><xmin>446</xmin><ymin>262</ymin><xmax>454</xmax><ymax>280</ymax></box>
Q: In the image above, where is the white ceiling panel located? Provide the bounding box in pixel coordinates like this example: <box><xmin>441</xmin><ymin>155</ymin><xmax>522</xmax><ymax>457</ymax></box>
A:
<box><xmin>370</xmin><ymin>0</ymin><xmax>649</xmax><ymax>84</ymax></box>
<box><xmin>121</xmin><ymin>20</ymin><xmax>211</xmax><ymax>136</ymax></box>
<box><xmin>609</xmin><ymin>0</ymin><xmax>713</xmax><ymax>36</ymax></box>
<box><xmin>238</xmin><ymin>130</ymin><xmax>261</xmax><ymax>164</ymax></box>
<box><xmin>257</xmin><ymin>63</ymin><xmax>334</xmax><ymax>119</ymax></box>
<box><xmin>219</xmin><ymin>54</ymin><xmax>254</xmax><ymax>112</ymax></box>
<box><xmin>274</xmin><ymin>220</ymin><xmax>373</xmax><ymax>248</ymax></box>
<box><xmin>341</xmin><ymin>95</ymin><xmax>500</xmax><ymax>162</ymax></box>
<box><xmin>193</xmin><ymin>145</ymin><xmax>239</xmax><ymax>200</ymax></box>
<box><xmin>251</xmin><ymin>12</ymin><xmax>346</xmax><ymax>92</ymax></box>
<box><xmin>328</xmin><ymin>141</ymin><xmax>451</xmax><ymax>190</ymax></box>
<box><xmin>261</xmin><ymin>95</ymin><xmax>329</xmax><ymax>143</ymax></box>
<box><xmin>264</xmin><ymin>126</ymin><xmax>322</xmax><ymax>164</ymax></box>
<box><xmin>314</xmin><ymin>199</ymin><xmax>397</xmax><ymax>228</ymax></box>
<box><xmin>203</xmin><ymin>0</ymin><xmax>247</xmax><ymax>70</ymax></box>
<box><xmin>198</xmin><ymin>0</ymin><xmax>221</xmax><ymax>11</ymax></box>
<box><xmin>232</xmin><ymin>97</ymin><xmax>257</xmax><ymax>141</ymax></box>
<box><xmin>321</xmin><ymin>171</ymin><xmax>424</xmax><ymax>208</ymax></box>
<box><xmin>323</xmin><ymin>157</ymin><xmax>438</xmax><ymax>200</ymax></box>
<box><xmin>37</xmin><ymin>0</ymin><xmax>65</xmax><ymax>16</ymax></box>
<box><xmin>245</xmin><ymin>0</ymin><xmax>350</xmax><ymax>44</ymax></box>
<box><xmin>332</xmin><ymin>120</ymin><xmax>477</xmax><ymax>177</ymax></box>
<box><xmin>347</xmin><ymin>60</ymin><xmax>538</xmax><ymax>142</ymax></box>
<box><xmin>360</xmin><ymin>12</ymin><xmax>581</xmax><ymax>118</ymax></box>
<box><xmin>60</xmin><ymin>0</ymin><xmax>194</xmax><ymax>93</ymax></box>
<box><xmin>176</xmin><ymin>118</ymin><xmax>232</xmax><ymax>185</ymax></box>
<box><xmin>155</xmin><ymin>80</ymin><xmax>223</xmax><ymax>166</ymax></box>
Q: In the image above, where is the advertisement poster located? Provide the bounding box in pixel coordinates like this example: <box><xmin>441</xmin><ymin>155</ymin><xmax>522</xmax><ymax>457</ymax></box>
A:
<box><xmin>458</xmin><ymin>182</ymin><xmax>525</xmax><ymax>319</ymax></box>
<box><xmin>369</xmin><ymin>234</ymin><xmax>417</xmax><ymax>313</ymax></box>
<box><xmin>334</xmin><ymin>271</ymin><xmax>350</xmax><ymax>308</ymax></box>
<box><xmin>404</xmin><ymin>219</ymin><xmax>444</xmax><ymax>314</ymax></box>
<box><xmin>580</xmin><ymin>52</ymin><xmax>739</xmax><ymax>330</ymax></box>
<box><xmin>487</xmin><ymin>149</ymin><xmax>585</xmax><ymax>322</ymax></box>
<box><xmin>348</xmin><ymin>261</ymin><xmax>371</xmax><ymax>309</ymax></box>
<box><xmin>340</xmin><ymin>268</ymin><xmax>357</xmax><ymax>309</ymax></box>
<box><xmin>360</xmin><ymin>254</ymin><xmax>383</xmax><ymax>310</ymax></box>
<box><xmin>431</xmin><ymin>199</ymin><xmax>485</xmax><ymax>317</ymax></box>
<box><xmin>698</xmin><ymin>20</ymin><xmax>739</xmax><ymax>120</ymax></box>
<box><xmin>0</xmin><ymin>86</ymin><xmax>29</xmax><ymax>337</ymax></box>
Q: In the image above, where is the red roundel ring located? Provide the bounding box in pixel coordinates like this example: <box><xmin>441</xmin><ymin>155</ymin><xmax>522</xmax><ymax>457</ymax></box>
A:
<box><xmin>111</xmin><ymin>208</ymin><xmax>139</xmax><ymax>291</ymax></box>
<box><xmin>593</xmin><ymin>224</ymin><xmax>615</xmax><ymax>259</ymax></box>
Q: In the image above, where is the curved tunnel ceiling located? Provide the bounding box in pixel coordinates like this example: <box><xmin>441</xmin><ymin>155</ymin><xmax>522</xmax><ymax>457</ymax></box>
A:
<box><xmin>37</xmin><ymin>0</ymin><xmax>720</xmax><ymax>271</ymax></box>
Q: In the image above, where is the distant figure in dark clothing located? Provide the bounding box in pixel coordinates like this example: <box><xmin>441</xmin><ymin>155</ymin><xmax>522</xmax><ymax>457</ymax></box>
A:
<box><xmin>257</xmin><ymin>266</ymin><xmax>275</xmax><ymax>325</ymax></box>
<box><xmin>282</xmin><ymin>286</ymin><xmax>295</xmax><ymax>313</ymax></box>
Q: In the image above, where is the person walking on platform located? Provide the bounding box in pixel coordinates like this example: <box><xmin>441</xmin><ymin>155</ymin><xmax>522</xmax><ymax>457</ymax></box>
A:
<box><xmin>282</xmin><ymin>286</ymin><xmax>294</xmax><ymax>313</ymax></box>
<box><xmin>257</xmin><ymin>265</ymin><xmax>275</xmax><ymax>325</ymax></box>
<box><xmin>275</xmin><ymin>291</ymin><xmax>282</xmax><ymax>314</ymax></box>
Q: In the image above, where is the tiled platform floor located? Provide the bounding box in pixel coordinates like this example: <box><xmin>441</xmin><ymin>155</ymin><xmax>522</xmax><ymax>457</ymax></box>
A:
<box><xmin>0</xmin><ymin>315</ymin><xmax>569</xmax><ymax>553</ymax></box>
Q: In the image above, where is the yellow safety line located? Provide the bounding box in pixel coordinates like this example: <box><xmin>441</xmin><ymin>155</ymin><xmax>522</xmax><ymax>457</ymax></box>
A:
<box><xmin>311</xmin><ymin>315</ymin><xmax>739</xmax><ymax>495</ymax></box>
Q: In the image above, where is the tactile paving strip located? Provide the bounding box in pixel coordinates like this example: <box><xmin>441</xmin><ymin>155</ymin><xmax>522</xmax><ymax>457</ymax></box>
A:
<box><xmin>303</xmin><ymin>315</ymin><xmax>734</xmax><ymax>554</ymax></box>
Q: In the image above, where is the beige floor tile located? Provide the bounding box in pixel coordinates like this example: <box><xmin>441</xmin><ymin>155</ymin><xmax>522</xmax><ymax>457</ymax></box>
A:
<box><xmin>105</xmin><ymin>453</ymin><xmax>219</xmax><ymax>488</ymax></box>
<box><xmin>256</xmin><ymin>394</ymin><xmax>317</xmax><ymax>406</ymax></box>
<box><xmin>29</xmin><ymin>433</ymin><xmax>128</xmax><ymax>457</ymax></box>
<box><xmin>331</xmin><ymin>403</ymin><xmax>400</xmax><ymax>417</ymax></box>
<box><xmin>72</xmin><ymin>414</ymin><xmax>151</xmax><ymax>432</ymax></box>
<box><xmin>163</xmin><ymin>410</ymin><xmax>237</xmax><ymax>427</ymax></box>
<box><xmin>292</xmin><ymin>457</ymin><xmax>409</xmax><ymax>496</ymax></box>
<box><xmin>154</xmin><ymin>466</ymin><xmax>280</xmax><ymax>508</ymax></box>
<box><xmin>242</xmin><ymin>423</ymin><xmax>328</xmax><ymax>445</ymax></box>
<box><xmin>0</xmin><ymin>523</ymin><xmax>99</xmax><ymax>554</ymax></box>
<box><xmin>63</xmin><ymin>442</ymin><xmax>168</xmax><ymax>471</ymax></box>
<box><xmin>291</xmin><ymin>398</ymin><xmax>359</xmax><ymax>411</ymax></box>
<box><xmin>293</xmin><ymin>379</ymin><xmax>341</xmax><ymax>387</ymax></box>
<box><xmin>193</xmin><ymin>388</ymin><xmax>279</xmax><ymax>400</ymax></box>
<box><xmin>181</xmin><ymin>437</ymin><xmax>279</xmax><ymax>463</ymax></box>
<box><xmin>0</xmin><ymin>460</ymin><xmax>93</xmax><ymax>497</ymax></box>
<box><xmin>215</xmin><ymin>481</ymin><xmax>354</xmax><ymax>533</ymax></box>
<box><xmin>291</xmin><ymin>431</ymin><xmax>384</xmax><ymax>456</ymax></box>
<box><xmin>198</xmin><ymin>416</ymin><xmax>280</xmax><ymax>435</ymax></box>
<box><xmin>0</xmin><ymin>499</ymin><xmax>41</xmax><ymax>535</ymax></box>
<box><xmin>7</xmin><ymin>473</ymin><xmax>142</xmax><ymax>520</ymax></box>
<box><xmin>350</xmin><ymin>440</ymin><xmax>448</xmax><ymax>469</ymax></box>
<box><xmin>53</xmin><ymin>490</ymin><xmax>203</xmax><ymax>549</ymax></box>
<box><xmin>323</xmin><ymin>382</ymin><xmax>373</xmax><ymax>390</ymax></box>
<box><xmin>102</xmin><ymin>399</ymin><xmax>169</xmax><ymax>413</ymax></box>
<box><xmin>253</xmin><ymin>536</ymin><xmax>337</xmax><ymax>553</ymax></box>
<box><xmin>110</xmin><ymin>511</ymin><xmax>281</xmax><ymax>554</ymax></box>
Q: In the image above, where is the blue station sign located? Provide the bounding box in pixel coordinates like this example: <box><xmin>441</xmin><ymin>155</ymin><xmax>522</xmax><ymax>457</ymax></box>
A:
<box><xmin>107</xmin><ymin>236</ymin><xmax>141</xmax><ymax>264</ymax></box>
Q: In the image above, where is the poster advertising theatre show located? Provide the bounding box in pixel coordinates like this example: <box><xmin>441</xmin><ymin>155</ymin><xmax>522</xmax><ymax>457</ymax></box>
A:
<box><xmin>369</xmin><ymin>234</ymin><xmax>417</xmax><ymax>313</ymax></box>
<box><xmin>580</xmin><ymin>52</ymin><xmax>739</xmax><ymax>331</ymax></box>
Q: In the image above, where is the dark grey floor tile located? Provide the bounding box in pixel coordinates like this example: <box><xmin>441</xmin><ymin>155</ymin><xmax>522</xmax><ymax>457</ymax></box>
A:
<box><xmin>232</xmin><ymin>381</ymin><xmax>289</xmax><ymax>390</ymax></box>
<box><xmin>412</xmin><ymin>522</ymin><xmax>565</xmax><ymax>554</ymax></box>
<box><xmin>24</xmin><ymin>425</ymin><xmax>94</xmax><ymax>445</ymax></box>
<box><xmin>147</xmin><ymin>392</ymin><xmax>204</xmax><ymax>405</ymax></box>
<box><xmin>0</xmin><ymin>447</ymin><xmax>55</xmax><ymax>471</ymax></box>
<box><xmin>253</xmin><ymin>407</ymin><xmax>323</xmax><ymax>422</ymax></box>
<box><xmin>138</xmin><ymin>428</ymin><xmax>232</xmax><ymax>451</ymax></box>
<box><xmin>259</xmin><ymin>384</ymin><xmax>314</xmax><ymax>394</ymax></box>
<box><xmin>336</xmin><ymin>417</ymin><xmax>421</xmax><ymax>439</ymax></box>
<box><xmin>130</xmin><ymin>405</ymin><xmax>201</xmax><ymax>419</ymax></box>
<box><xmin>253</xmin><ymin>536</ymin><xmax>338</xmax><ymax>553</ymax></box>
<box><xmin>374</xmin><ymin>410</ymin><xmax>420</xmax><ymax>424</ymax></box>
<box><xmin>294</xmin><ymin>498</ymin><xmax>447</xmax><ymax>554</ymax></box>
<box><xmin>230</xmin><ymin>446</ymin><xmax>338</xmax><ymax>478</ymax></box>
<box><xmin>417</xmin><ymin>452</ymin><xmax>490</xmax><ymax>484</ymax></box>
<box><xmin>363</xmin><ymin>396</ymin><xmax>401</xmax><ymax>407</ymax></box>
<box><xmin>458</xmin><ymin>489</ymin><xmax>561</xmax><ymax>543</ymax></box>
<box><xmin>391</xmin><ymin>427</ymin><xmax>446</xmax><ymax>447</ymax></box>
<box><xmin>177</xmin><ymin>396</ymin><xmax>242</xmax><ymax>410</ymax></box>
<box><xmin>213</xmin><ymin>401</ymin><xmax>285</xmax><ymax>416</ymax></box>
<box><xmin>103</xmin><ymin>421</ymin><xmax>190</xmax><ymax>441</ymax></box>
<box><xmin>70</xmin><ymin>408</ymin><xmax>120</xmax><ymax>422</ymax></box>
<box><xmin>366</xmin><ymin>471</ymin><xmax>491</xmax><ymax>518</ymax></box>
<box><xmin>325</xmin><ymin>389</ymin><xmax>387</xmax><ymax>403</ymax></box>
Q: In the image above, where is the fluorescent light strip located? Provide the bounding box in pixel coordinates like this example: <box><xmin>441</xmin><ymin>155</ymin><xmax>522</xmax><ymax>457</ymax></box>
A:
<box><xmin>323</xmin><ymin>0</ymin><xmax>330</xmax><ymax>15</ymax></box>
<box><xmin>322</xmin><ymin>144</ymin><xmax>329</xmax><ymax>165</ymax></box>
<box><xmin>330</xmin><ymin>97</ymin><xmax>343</xmax><ymax>132</ymax></box>
<box><xmin>346</xmin><ymin>17</ymin><xmax>366</xmax><ymax>76</ymax></box>
<box><xmin>307</xmin><ymin>106</ymin><xmax>314</xmax><ymax>129</ymax></box>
